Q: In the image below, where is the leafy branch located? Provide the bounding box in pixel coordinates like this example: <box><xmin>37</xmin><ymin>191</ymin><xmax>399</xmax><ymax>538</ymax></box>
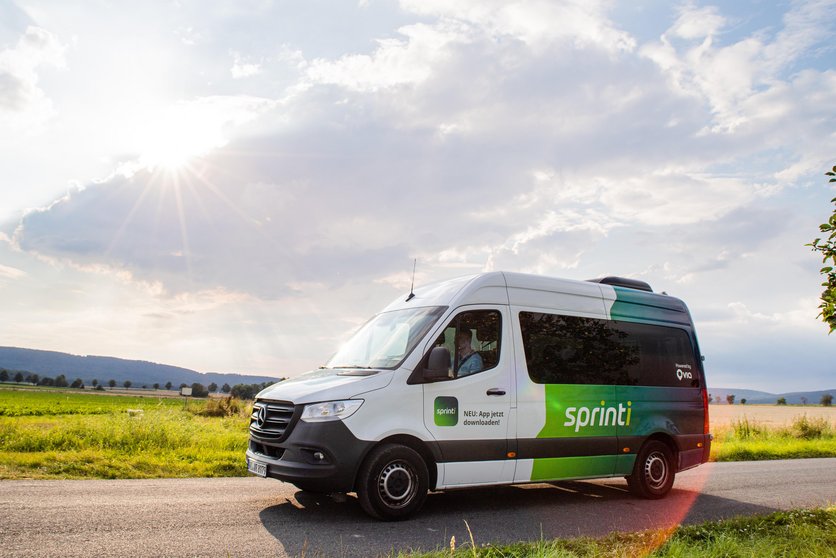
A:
<box><xmin>807</xmin><ymin>165</ymin><xmax>836</xmax><ymax>333</ymax></box>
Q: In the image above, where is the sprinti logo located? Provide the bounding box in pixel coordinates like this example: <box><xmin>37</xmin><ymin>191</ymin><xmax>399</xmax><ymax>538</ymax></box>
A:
<box><xmin>564</xmin><ymin>401</ymin><xmax>632</xmax><ymax>433</ymax></box>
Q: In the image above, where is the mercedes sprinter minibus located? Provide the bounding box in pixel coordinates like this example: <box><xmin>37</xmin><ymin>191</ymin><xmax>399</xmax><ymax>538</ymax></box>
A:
<box><xmin>246</xmin><ymin>272</ymin><xmax>711</xmax><ymax>520</ymax></box>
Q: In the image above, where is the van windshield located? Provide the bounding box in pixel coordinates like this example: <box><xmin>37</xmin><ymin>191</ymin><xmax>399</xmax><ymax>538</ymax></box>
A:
<box><xmin>326</xmin><ymin>306</ymin><xmax>446</xmax><ymax>370</ymax></box>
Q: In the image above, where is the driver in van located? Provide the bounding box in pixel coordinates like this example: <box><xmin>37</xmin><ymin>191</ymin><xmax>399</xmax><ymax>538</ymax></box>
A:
<box><xmin>455</xmin><ymin>328</ymin><xmax>483</xmax><ymax>376</ymax></box>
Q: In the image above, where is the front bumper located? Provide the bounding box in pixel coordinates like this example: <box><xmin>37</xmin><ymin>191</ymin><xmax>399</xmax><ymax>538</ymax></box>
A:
<box><xmin>247</xmin><ymin>417</ymin><xmax>373</xmax><ymax>493</ymax></box>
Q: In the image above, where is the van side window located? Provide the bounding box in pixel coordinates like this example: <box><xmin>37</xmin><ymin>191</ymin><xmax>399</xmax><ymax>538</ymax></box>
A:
<box><xmin>434</xmin><ymin>310</ymin><xmax>502</xmax><ymax>378</ymax></box>
<box><xmin>519</xmin><ymin>312</ymin><xmax>698</xmax><ymax>387</ymax></box>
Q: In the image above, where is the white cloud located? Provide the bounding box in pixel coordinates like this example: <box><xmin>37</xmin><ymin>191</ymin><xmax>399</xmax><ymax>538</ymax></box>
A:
<box><xmin>0</xmin><ymin>26</ymin><xmax>65</xmax><ymax>130</ymax></box>
<box><xmin>306</xmin><ymin>22</ymin><xmax>468</xmax><ymax>91</ymax></box>
<box><xmin>0</xmin><ymin>263</ymin><xmax>26</xmax><ymax>280</ymax></box>
<box><xmin>642</xmin><ymin>0</ymin><xmax>836</xmax><ymax>132</ymax></box>
<box><xmin>230</xmin><ymin>52</ymin><xmax>261</xmax><ymax>79</ymax></box>
<box><xmin>400</xmin><ymin>0</ymin><xmax>635</xmax><ymax>53</ymax></box>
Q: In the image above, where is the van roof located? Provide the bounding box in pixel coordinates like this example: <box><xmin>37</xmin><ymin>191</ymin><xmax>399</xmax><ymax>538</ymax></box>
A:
<box><xmin>382</xmin><ymin>271</ymin><xmax>692</xmax><ymax>326</ymax></box>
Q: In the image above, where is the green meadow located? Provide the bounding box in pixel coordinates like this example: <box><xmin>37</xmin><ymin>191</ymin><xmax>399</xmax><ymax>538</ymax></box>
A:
<box><xmin>711</xmin><ymin>415</ymin><xmax>836</xmax><ymax>462</ymax></box>
<box><xmin>401</xmin><ymin>508</ymin><xmax>836</xmax><ymax>558</ymax></box>
<box><xmin>0</xmin><ymin>387</ymin><xmax>251</xmax><ymax>479</ymax></box>
<box><xmin>2</xmin><ymin>387</ymin><xmax>835</xmax><ymax>480</ymax></box>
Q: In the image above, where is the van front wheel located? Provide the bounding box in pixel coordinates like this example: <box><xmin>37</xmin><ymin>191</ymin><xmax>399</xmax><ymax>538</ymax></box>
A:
<box><xmin>628</xmin><ymin>440</ymin><xmax>675</xmax><ymax>499</ymax></box>
<box><xmin>356</xmin><ymin>444</ymin><xmax>428</xmax><ymax>520</ymax></box>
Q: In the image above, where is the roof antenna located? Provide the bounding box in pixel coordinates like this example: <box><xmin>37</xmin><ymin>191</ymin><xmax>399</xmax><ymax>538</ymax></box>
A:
<box><xmin>406</xmin><ymin>259</ymin><xmax>417</xmax><ymax>302</ymax></box>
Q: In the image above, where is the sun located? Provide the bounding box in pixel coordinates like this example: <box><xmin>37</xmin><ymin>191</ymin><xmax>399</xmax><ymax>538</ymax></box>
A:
<box><xmin>136</xmin><ymin>105</ymin><xmax>228</xmax><ymax>170</ymax></box>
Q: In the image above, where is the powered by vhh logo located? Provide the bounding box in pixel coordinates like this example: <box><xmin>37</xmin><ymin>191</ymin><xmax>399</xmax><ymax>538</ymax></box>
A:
<box><xmin>434</xmin><ymin>396</ymin><xmax>458</xmax><ymax>426</ymax></box>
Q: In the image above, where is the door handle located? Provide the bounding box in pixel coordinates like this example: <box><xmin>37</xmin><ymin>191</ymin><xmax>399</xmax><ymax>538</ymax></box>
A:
<box><xmin>486</xmin><ymin>388</ymin><xmax>506</xmax><ymax>396</ymax></box>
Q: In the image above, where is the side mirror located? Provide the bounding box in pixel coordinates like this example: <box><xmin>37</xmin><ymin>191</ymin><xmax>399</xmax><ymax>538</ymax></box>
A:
<box><xmin>422</xmin><ymin>346</ymin><xmax>451</xmax><ymax>381</ymax></box>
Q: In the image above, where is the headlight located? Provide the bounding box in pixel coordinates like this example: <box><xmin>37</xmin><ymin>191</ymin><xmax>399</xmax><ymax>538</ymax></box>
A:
<box><xmin>300</xmin><ymin>400</ymin><xmax>363</xmax><ymax>422</ymax></box>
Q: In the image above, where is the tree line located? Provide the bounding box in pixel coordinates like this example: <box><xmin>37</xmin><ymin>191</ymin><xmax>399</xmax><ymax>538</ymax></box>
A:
<box><xmin>709</xmin><ymin>391</ymin><xmax>833</xmax><ymax>406</ymax></box>
<box><xmin>0</xmin><ymin>369</ymin><xmax>280</xmax><ymax>400</ymax></box>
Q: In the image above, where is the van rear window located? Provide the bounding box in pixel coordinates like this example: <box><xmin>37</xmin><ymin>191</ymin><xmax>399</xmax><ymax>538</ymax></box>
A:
<box><xmin>519</xmin><ymin>312</ymin><xmax>698</xmax><ymax>387</ymax></box>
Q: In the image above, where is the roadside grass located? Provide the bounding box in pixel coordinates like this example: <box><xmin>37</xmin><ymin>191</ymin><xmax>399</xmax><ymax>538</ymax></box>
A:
<box><xmin>710</xmin><ymin>415</ymin><xmax>836</xmax><ymax>461</ymax></box>
<box><xmin>0</xmin><ymin>387</ymin><xmax>251</xmax><ymax>479</ymax></box>
<box><xmin>398</xmin><ymin>508</ymin><xmax>836</xmax><ymax>558</ymax></box>
<box><xmin>3</xmin><ymin>387</ymin><xmax>836</xmax><ymax>479</ymax></box>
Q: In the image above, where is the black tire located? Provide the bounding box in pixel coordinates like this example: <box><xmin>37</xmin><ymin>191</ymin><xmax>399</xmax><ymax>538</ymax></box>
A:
<box><xmin>628</xmin><ymin>440</ymin><xmax>675</xmax><ymax>499</ymax></box>
<box><xmin>356</xmin><ymin>444</ymin><xmax>429</xmax><ymax>521</ymax></box>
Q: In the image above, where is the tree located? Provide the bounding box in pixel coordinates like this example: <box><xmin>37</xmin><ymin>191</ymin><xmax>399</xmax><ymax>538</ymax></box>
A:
<box><xmin>221</xmin><ymin>383</ymin><xmax>231</xmax><ymax>394</ymax></box>
<box><xmin>726</xmin><ymin>394</ymin><xmax>735</xmax><ymax>405</ymax></box>
<box><xmin>822</xmin><ymin>394</ymin><xmax>833</xmax><ymax>407</ymax></box>
<box><xmin>108</xmin><ymin>379</ymin><xmax>116</xmax><ymax>388</ymax></box>
<box><xmin>230</xmin><ymin>382</ymin><xmax>272</xmax><ymax>400</ymax></box>
<box><xmin>70</xmin><ymin>378</ymin><xmax>84</xmax><ymax>389</ymax></box>
<box><xmin>95</xmin><ymin>384</ymin><xmax>105</xmax><ymax>391</ymax></box>
<box><xmin>208</xmin><ymin>382</ymin><xmax>218</xmax><ymax>393</ymax></box>
<box><xmin>740</xmin><ymin>398</ymin><xmax>747</xmax><ymax>405</ymax></box>
<box><xmin>801</xmin><ymin>396</ymin><xmax>809</xmax><ymax>405</ymax></box>
<box><xmin>13</xmin><ymin>372</ymin><xmax>24</xmax><ymax>383</ymax></box>
<box><xmin>91</xmin><ymin>379</ymin><xmax>98</xmax><ymax>387</ymax></box>
<box><xmin>777</xmin><ymin>397</ymin><xmax>787</xmax><ymax>405</ymax></box>
<box><xmin>54</xmin><ymin>375</ymin><xmax>68</xmax><ymax>387</ymax></box>
<box><xmin>153</xmin><ymin>383</ymin><xmax>160</xmax><ymax>390</ymax></box>
<box><xmin>165</xmin><ymin>381</ymin><xmax>173</xmax><ymax>390</ymax></box>
<box><xmin>29</xmin><ymin>373</ymin><xmax>39</xmax><ymax>385</ymax></box>
<box><xmin>807</xmin><ymin>165</ymin><xmax>836</xmax><ymax>333</ymax></box>
<box><xmin>123</xmin><ymin>380</ymin><xmax>132</xmax><ymax>389</ymax></box>
<box><xmin>191</xmin><ymin>383</ymin><xmax>209</xmax><ymax>398</ymax></box>
<box><xmin>0</xmin><ymin>369</ymin><xmax>9</xmax><ymax>382</ymax></box>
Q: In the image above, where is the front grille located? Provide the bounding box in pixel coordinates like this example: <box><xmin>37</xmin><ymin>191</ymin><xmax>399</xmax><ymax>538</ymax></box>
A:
<box><xmin>250</xmin><ymin>440</ymin><xmax>285</xmax><ymax>459</ymax></box>
<box><xmin>250</xmin><ymin>400</ymin><xmax>296</xmax><ymax>441</ymax></box>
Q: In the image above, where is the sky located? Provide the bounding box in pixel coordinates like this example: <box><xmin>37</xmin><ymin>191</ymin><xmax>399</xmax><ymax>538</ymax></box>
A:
<box><xmin>0</xmin><ymin>0</ymin><xmax>834</xmax><ymax>392</ymax></box>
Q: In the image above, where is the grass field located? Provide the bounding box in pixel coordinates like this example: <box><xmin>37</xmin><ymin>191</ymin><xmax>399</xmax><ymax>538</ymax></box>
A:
<box><xmin>709</xmin><ymin>403</ymin><xmax>836</xmax><ymax>427</ymax></box>
<box><xmin>708</xmin><ymin>404</ymin><xmax>836</xmax><ymax>462</ymax></box>
<box><xmin>2</xmin><ymin>387</ymin><xmax>835</xmax><ymax>479</ymax></box>
<box><xmin>400</xmin><ymin>508</ymin><xmax>836</xmax><ymax>558</ymax></box>
<box><xmin>0</xmin><ymin>387</ymin><xmax>251</xmax><ymax>479</ymax></box>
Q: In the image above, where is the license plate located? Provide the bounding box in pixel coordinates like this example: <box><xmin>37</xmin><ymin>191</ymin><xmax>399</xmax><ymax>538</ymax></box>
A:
<box><xmin>247</xmin><ymin>458</ymin><xmax>267</xmax><ymax>477</ymax></box>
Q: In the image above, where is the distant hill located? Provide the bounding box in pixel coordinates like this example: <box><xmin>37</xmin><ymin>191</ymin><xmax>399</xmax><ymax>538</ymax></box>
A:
<box><xmin>0</xmin><ymin>346</ymin><xmax>281</xmax><ymax>388</ymax></box>
<box><xmin>709</xmin><ymin>387</ymin><xmax>835</xmax><ymax>405</ymax></box>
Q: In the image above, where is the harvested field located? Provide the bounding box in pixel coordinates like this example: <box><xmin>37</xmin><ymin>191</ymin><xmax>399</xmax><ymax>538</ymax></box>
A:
<box><xmin>709</xmin><ymin>404</ymin><xmax>836</xmax><ymax>427</ymax></box>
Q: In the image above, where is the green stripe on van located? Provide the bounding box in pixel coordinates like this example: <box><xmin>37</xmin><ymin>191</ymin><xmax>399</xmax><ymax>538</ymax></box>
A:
<box><xmin>610</xmin><ymin>286</ymin><xmax>691</xmax><ymax>325</ymax></box>
<box><xmin>531</xmin><ymin>455</ymin><xmax>619</xmax><ymax>481</ymax></box>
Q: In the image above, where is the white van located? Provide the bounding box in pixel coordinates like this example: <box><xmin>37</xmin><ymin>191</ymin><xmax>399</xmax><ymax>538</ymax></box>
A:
<box><xmin>247</xmin><ymin>272</ymin><xmax>711</xmax><ymax>520</ymax></box>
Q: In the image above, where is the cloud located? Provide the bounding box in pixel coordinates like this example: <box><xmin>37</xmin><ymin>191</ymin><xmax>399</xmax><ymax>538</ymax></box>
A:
<box><xmin>4</xmin><ymin>1</ymin><xmax>836</xmax><ymax>384</ymax></box>
<box><xmin>9</xmin><ymin>2</ymin><xmax>830</xmax><ymax>302</ymax></box>
<box><xmin>306</xmin><ymin>21</ymin><xmax>468</xmax><ymax>91</ymax></box>
<box><xmin>400</xmin><ymin>0</ymin><xmax>635</xmax><ymax>53</ymax></box>
<box><xmin>0</xmin><ymin>26</ymin><xmax>65</xmax><ymax>129</ymax></box>
<box><xmin>230</xmin><ymin>52</ymin><xmax>261</xmax><ymax>79</ymax></box>
<box><xmin>641</xmin><ymin>0</ymin><xmax>836</xmax><ymax>132</ymax></box>
<box><xmin>0</xmin><ymin>263</ymin><xmax>26</xmax><ymax>280</ymax></box>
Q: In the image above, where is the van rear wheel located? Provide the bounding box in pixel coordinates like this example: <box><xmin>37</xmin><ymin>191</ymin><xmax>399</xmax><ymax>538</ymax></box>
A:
<box><xmin>356</xmin><ymin>444</ymin><xmax>428</xmax><ymax>520</ymax></box>
<box><xmin>628</xmin><ymin>440</ymin><xmax>675</xmax><ymax>499</ymax></box>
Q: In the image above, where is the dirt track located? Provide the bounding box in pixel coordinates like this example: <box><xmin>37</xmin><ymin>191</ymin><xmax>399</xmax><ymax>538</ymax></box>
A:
<box><xmin>709</xmin><ymin>404</ymin><xmax>836</xmax><ymax>427</ymax></box>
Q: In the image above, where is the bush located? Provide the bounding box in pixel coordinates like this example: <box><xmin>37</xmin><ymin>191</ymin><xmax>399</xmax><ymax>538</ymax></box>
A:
<box><xmin>732</xmin><ymin>417</ymin><xmax>765</xmax><ymax>440</ymax></box>
<box><xmin>822</xmin><ymin>394</ymin><xmax>833</xmax><ymax>407</ymax></box>
<box><xmin>189</xmin><ymin>397</ymin><xmax>249</xmax><ymax>418</ymax></box>
<box><xmin>791</xmin><ymin>415</ymin><xmax>832</xmax><ymax>440</ymax></box>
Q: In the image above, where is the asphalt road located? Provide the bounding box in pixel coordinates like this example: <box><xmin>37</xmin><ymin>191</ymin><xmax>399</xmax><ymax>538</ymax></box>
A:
<box><xmin>2</xmin><ymin>458</ymin><xmax>835</xmax><ymax>557</ymax></box>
